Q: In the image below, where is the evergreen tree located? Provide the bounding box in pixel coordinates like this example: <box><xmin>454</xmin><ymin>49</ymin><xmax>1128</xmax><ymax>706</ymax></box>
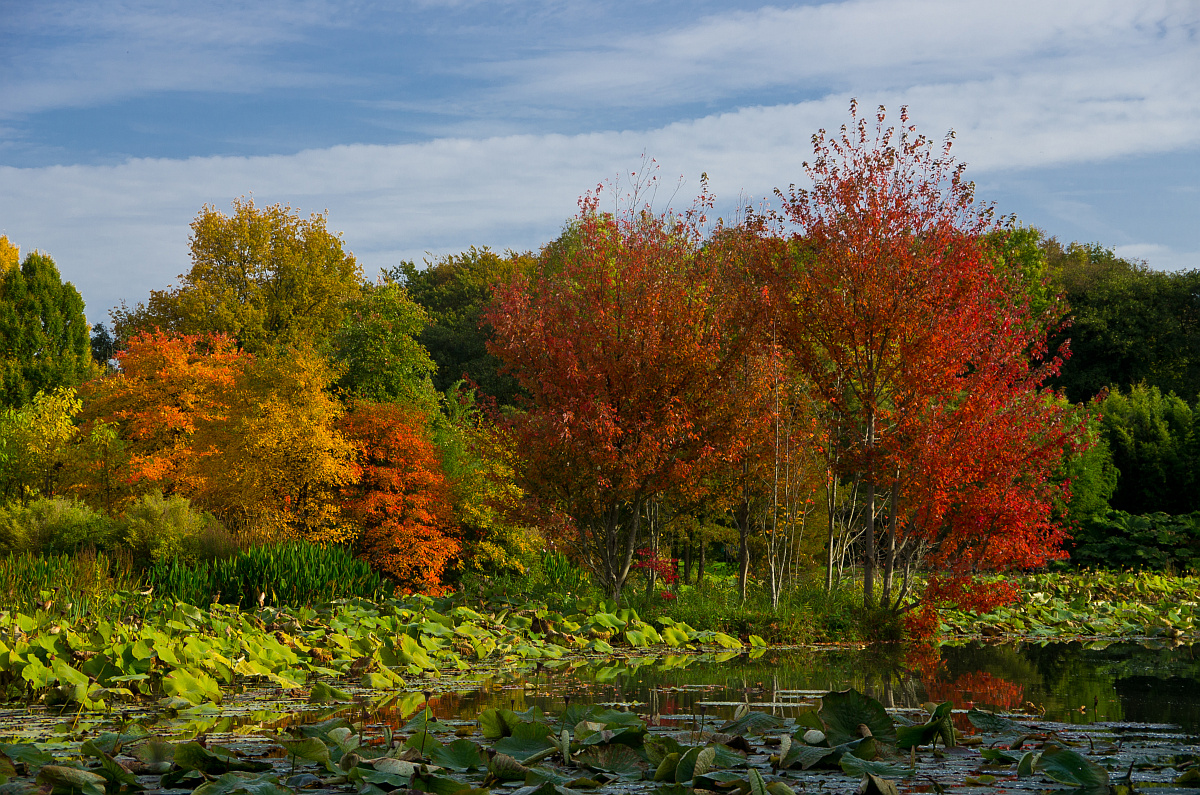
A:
<box><xmin>0</xmin><ymin>251</ymin><xmax>90</xmax><ymax>408</ymax></box>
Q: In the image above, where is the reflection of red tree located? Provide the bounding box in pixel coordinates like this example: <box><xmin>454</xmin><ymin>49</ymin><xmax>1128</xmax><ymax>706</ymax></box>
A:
<box><xmin>926</xmin><ymin>671</ymin><xmax>1025</xmax><ymax>715</ymax></box>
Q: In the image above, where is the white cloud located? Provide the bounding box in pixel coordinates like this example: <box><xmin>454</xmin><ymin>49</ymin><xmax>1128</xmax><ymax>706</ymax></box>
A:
<box><xmin>1115</xmin><ymin>243</ymin><xmax>1200</xmax><ymax>272</ymax></box>
<box><xmin>0</xmin><ymin>1</ymin><xmax>342</xmax><ymax>118</ymax></box>
<box><xmin>497</xmin><ymin>0</ymin><xmax>1200</xmax><ymax>110</ymax></box>
<box><xmin>4</xmin><ymin>66</ymin><xmax>1199</xmax><ymax>320</ymax></box>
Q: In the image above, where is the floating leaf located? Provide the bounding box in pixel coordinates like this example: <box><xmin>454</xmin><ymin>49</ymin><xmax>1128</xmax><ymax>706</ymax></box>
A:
<box><xmin>36</xmin><ymin>765</ymin><xmax>106</xmax><ymax>795</ymax></box>
<box><xmin>1037</xmin><ymin>744</ymin><xmax>1109</xmax><ymax>791</ymax></box>
<box><xmin>576</xmin><ymin>744</ymin><xmax>644</xmax><ymax>780</ymax></box>
<box><xmin>308</xmin><ymin>681</ymin><xmax>352</xmax><ymax>703</ymax></box>
<box><xmin>429</xmin><ymin>739</ymin><xmax>486</xmax><ymax>772</ymax></box>
<box><xmin>818</xmin><ymin>689</ymin><xmax>897</xmax><ymax>746</ymax></box>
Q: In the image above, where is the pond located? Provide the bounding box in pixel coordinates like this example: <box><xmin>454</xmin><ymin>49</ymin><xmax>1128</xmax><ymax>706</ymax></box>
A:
<box><xmin>424</xmin><ymin>639</ymin><xmax>1200</xmax><ymax>733</ymax></box>
<box><xmin>1</xmin><ymin>640</ymin><xmax>1197</xmax><ymax>795</ymax></box>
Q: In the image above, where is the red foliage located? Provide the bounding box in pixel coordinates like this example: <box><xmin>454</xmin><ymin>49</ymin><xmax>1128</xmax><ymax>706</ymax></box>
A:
<box><xmin>632</xmin><ymin>547</ymin><xmax>680</xmax><ymax>584</ymax></box>
<box><xmin>925</xmin><ymin>670</ymin><xmax>1026</xmax><ymax>713</ymax></box>
<box><xmin>769</xmin><ymin>102</ymin><xmax>1080</xmax><ymax>604</ymax></box>
<box><xmin>338</xmin><ymin>401</ymin><xmax>459</xmax><ymax>594</ymax></box>
<box><xmin>485</xmin><ymin>184</ymin><xmax>765</xmax><ymax>599</ymax></box>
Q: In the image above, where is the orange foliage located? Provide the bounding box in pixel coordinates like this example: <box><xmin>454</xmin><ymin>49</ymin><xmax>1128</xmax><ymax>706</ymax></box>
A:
<box><xmin>79</xmin><ymin>331</ymin><xmax>243</xmax><ymax>499</ymax></box>
<box><xmin>338</xmin><ymin>401</ymin><xmax>459</xmax><ymax>593</ymax></box>
<box><xmin>79</xmin><ymin>331</ymin><xmax>355</xmax><ymax>538</ymax></box>
<box><xmin>925</xmin><ymin>670</ymin><xmax>1026</xmax><ymax>713</ymax></box>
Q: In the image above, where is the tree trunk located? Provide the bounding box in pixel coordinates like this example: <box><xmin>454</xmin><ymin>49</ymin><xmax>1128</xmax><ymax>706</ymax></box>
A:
<box><xmin>683</xmin><ymin>535</ymin><xmax>693</xmax><ymax>584</ymax></box>
<box><xmin>825</xmin><ymin>475</ymin><xmax>837</xmax><ymax>592</ymax></box>
<box><xmin>882</xmin><ymin>485</ymin><xmax>897</xmax><ymax>610</ymax></box>
<box><xmin>736</xmin><ymin>497</ymin><xmax>752</xmax><ymax>603</ymax></box>
<box><xmin>863</xmin><ymin>414</ymin><xmax>876</xmax><ymax>609</ymax></box>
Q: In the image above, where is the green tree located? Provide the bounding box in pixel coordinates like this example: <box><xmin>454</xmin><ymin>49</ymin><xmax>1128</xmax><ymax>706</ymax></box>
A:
<box><xmin>331</xmin><ymin>281</ymin><xmax>439</xmax><ymax>413</ymax></box>
<box><xmin>396</xmin><ymin>247</ymin><xmax>530</xmax><ymax>405</ymax></box>
<box><xmin>112</xmin><ymin>198</ymin><xmax>362</xmax><ymax>354</ymax></box>
<box><xmin>1047</xmin><ymin>240</ymin><xmax>1200</xmax><ymax>402</ymax></box>
<box><xmin>0</xmin><ymin>251</ymin><xmax>91</xmax><ymax>407</ymax></box>
<box><xmin>1099</xmin><ymin>384</ymin><xmax>1195</xmax><ymax>515</ymax></box>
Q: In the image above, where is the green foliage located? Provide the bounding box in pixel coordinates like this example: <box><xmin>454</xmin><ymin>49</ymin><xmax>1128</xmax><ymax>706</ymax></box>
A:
<box><xmin>0</xmin><ymin>549</ymin><xmax>140</xmax><ymax>615</ymax></box>
<box><xmin>1060</xmin><ymin>418</ymin><xmax>1118</xmax><ymax>523</ymax></box>
<box><xmin>121</xmin><ymin>491</ymin><xmax>227</xmax><ymax>565</ymax></box>
<box><xmin>0</xmin><ymin>251</ymin><xmax>91</xmax><ymax>408</ymax></box>
<box><xmin>395</xmin><ymin>248</ymin><xmax>529</xmax><ymax>405</ymax></box>
<box><xmin>1070</xmin><ymin>510</ymin><xmax>1200</xmax><ymax>572</ymax></box>
<box><xmin>1098</xmin><ymin>384</ymin><xmax>1195</xmax><ymax>515</ymax></box>
<box><xmin>1048</xmin><ymin>239</ymin><xmax>1200</xmax><ymax>403</ymax></box>
<box><xmin>112</xmin><ymin>198</ymin><xmax>362</xmax><ymax>354</ymax></box>
<box><xmin>0</xmin><ymin>387</ymin><xmax>81</xmax><ymax>502</ymax></box>
<box><xmin>0</xmin><ymin>496</ymin><xmax>119</xmax><ymax>555</ymax></box>
<box><xmin>940</xmin><ymin>570</ymin><xmax>1199</xmax><ymax>638</ymax></box>
<box><xmin>331</xmin><ymin>281</ymin><xmax>439</xmax><ymax>412</ymax></box>
<box><xmin>146</xmin><ymin>540</ymin><xmax>390</xmax><ymax>608</ymax></box>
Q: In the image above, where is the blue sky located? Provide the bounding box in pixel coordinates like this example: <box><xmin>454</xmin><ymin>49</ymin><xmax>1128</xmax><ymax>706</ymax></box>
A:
<box><xmin>1</xmin><ymin>0</ymin><xmax>1198</xmax><ymax>322</ymax></box>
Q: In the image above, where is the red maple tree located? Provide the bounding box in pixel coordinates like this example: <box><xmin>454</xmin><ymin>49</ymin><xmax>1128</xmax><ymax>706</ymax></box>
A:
<box><xmin>486</xmin><ymin>185</ymin><xmax>766</xmax><ymax>603</ymax></box>
<box><xmin>338</xmin><ymin>401</ymin><xmax>459</xmax><ymax>594</ymax></box>
<box><xmin>769</xmin><ymin>102</ymin><xmax>1079</xmax><ymax>611</ymax></box>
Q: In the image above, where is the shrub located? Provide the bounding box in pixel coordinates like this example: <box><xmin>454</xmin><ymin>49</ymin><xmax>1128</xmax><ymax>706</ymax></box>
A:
<box><xmin>121</xmin><ymin>491</ymin><xmax>227</xmax><ymax>565</ymax></box>
<box><xmin>0</xmin><ymin>497</ymin><xmax>118</xmax><ymax>555</ymax></box>
<box><xmin>1069</xmin><ymin>510</ymin><xmax>1200</xmax><ymax>572</ymax></box>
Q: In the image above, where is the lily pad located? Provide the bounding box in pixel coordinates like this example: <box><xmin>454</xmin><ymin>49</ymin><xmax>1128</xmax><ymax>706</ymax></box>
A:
<box><xmin>818</xmin><ymin>689</ymin><xmax>897</xmax><ymax>746</ymax></box>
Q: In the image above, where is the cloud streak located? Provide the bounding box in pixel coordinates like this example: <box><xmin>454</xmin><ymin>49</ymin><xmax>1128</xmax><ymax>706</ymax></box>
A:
<box><xmin>4</xmin><ymin>59</ymin><xmax>1198</xmax><ymax>320</ymax></box>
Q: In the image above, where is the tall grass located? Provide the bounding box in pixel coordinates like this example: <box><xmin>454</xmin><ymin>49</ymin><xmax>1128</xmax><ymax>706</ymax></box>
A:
<box><xmin>146</xmin><ymin>540</ymin><xmax>391</xmax><ymax>608</ymax></box>
<box><xmin>0</xmin><ymin>549</ymin><xmax>142</xmax><ymax>619</ymax></box>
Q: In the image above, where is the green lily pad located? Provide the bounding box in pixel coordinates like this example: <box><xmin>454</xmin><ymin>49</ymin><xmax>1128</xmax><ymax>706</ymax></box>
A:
<box><xmin>576</xmin><ymin>744</ymin><xmax>644</xmax><ymax>780</ymax></box>
<box><xmin>818</xmin><ymin>689</ymin><xmax>896</xmax><ymax>746</ymax></box>
<box><xmin>1037</xmin><ymin>744</ymin><xmax>1109</xmax><ymax>791</ymax></box>
<box><xmin>429</xmin><ymin>739</ymin><xmax>486</xmax><ymax>772</ymax></box>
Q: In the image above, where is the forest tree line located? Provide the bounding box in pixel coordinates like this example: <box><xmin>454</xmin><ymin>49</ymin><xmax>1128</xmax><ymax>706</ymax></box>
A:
<box><xmin>1</xmin><ymin>108</ymin><xmax>1197</xmax><ymax>615</ymax></box>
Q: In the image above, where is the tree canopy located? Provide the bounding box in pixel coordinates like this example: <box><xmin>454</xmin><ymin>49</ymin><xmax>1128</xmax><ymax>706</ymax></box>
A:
<box><xmin>0</xmin><ymin>250</ymin><xmax>91</xmax><ymax>408</ymax></box>
<box><xmin>112</xmin><ymin>198</ymin><xmax>362</xmax><ymax>354</ymax></box>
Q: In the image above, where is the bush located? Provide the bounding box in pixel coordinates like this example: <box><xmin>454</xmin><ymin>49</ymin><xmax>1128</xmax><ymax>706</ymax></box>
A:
<box><xmin>0</xmin><ymin>497</ymin><xmax>118</xmax><ymax>555</ymax></box>
<box><xmin>1069</xmin><ymin>510</ymin><xmax>1200</xmax><ymax>572</ymax></box>
<box><xmin>121</xmin><ymin>491</ymin><xmax>229</xmax><ymax>565</ymax></box>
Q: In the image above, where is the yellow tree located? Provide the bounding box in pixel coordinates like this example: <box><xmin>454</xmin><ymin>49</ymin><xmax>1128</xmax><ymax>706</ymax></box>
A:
<box><xmin>0</xmin><ymin>387</ymin><xmax>82</xmax><ymax>503</ymax></box>
<box><xmin>112</xmin><ymin>198</ymin><xmax>362</xmax><ymax>354</ymax></box>
<box><xmin>0</xmin><ymin>237</ymin><xmax>18</xmax><ymax>274</ymax></box>
<box><xmin>196</xmin><ymin>346</ymin><xmax>356</xmax><ymax>540</ymax></box>
<box><xmin>79</xmin><ymin>332</ymin><xmax>355</xmax><ymax>538</ymax></box>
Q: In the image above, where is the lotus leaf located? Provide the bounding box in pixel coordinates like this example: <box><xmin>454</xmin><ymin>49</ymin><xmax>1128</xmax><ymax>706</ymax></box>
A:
<box><xmin>818</xmin><ymin>689</ymin><xmax>896</xmax><ymax>746</ymax></box>
<box><xmin>1037</xmin><ymin>744</ymin><xmax>1109</xmax><ymax>791</ymax></box>
<box><xmin>576</xmin><ymin>744</ymin><xmax>644</xmax><ymax>780</ymax></box>
<box><xmin>495</xmin><ymin>722</ymin><xmax>555</xmax><ymax>762</ymax></box>
<box><xmin>896</xmin><ymin>702</ymin><xmax>954</xmax><ymax>749</ymax></box>
<box><xmin>35</xmin><ymin>765</ymin><xmax>106</xmax><ymax>795</ymax></box>
<box><xmin>674</xmin><ymin>746</ymin><xmax>716</xmax><ymax>783</ymax></box>
<box><xmin>428</xmin><ymin>739</ymin><xmax>486</xmax><ymax>772</ymax></box>
<box><xmin>191</xmin><ymin>771</ymin><xmax>291</xmax><ymax>795</ymax></box>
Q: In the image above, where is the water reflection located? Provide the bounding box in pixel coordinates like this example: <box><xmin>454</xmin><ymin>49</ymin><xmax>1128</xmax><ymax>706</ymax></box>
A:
<box><xmin>415</xmin><ymin>641</ymin><xmax>1200</xmax><ymax>736</ymax></box>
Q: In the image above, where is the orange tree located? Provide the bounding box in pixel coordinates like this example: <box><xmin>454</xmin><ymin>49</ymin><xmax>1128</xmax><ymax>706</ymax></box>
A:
<box><xmin>78</xmin><ymin>331</ymin><xmax>355</xmax><ymax>539</ymax></box>
<box><xmin>486</xmin><ymin>189</ymin><xmax>765</xmax><ymax>604</ymax></box>
<box><xmin>338</xmin><ymin>401</ymin><xmax>458</xmax><ymax>593</ymax></box>
<box><xmin>769</xmin><ymin>102</ymin><xmax>1079</xmax><ymax>613</ymax></box>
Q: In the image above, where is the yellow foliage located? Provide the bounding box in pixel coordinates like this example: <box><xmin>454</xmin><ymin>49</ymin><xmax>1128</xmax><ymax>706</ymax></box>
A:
<box><xmin>193</xmin><ymin>345</ymin><xmax>356</xmax><ymax>540</ymax></box>
<box><xmin>0</xmin><ymin>236</ymin><xmax>17</xmax><ymax>273</ymax></box>
<box><xmin>0</xmin><ymin>388</ymin><xmax>82</xmax><ymax>502</ymax></box>
<box><xmin>111</xmin><ymin>198</ymin><xmax>362</xmax><ymax>354</ymax></box>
